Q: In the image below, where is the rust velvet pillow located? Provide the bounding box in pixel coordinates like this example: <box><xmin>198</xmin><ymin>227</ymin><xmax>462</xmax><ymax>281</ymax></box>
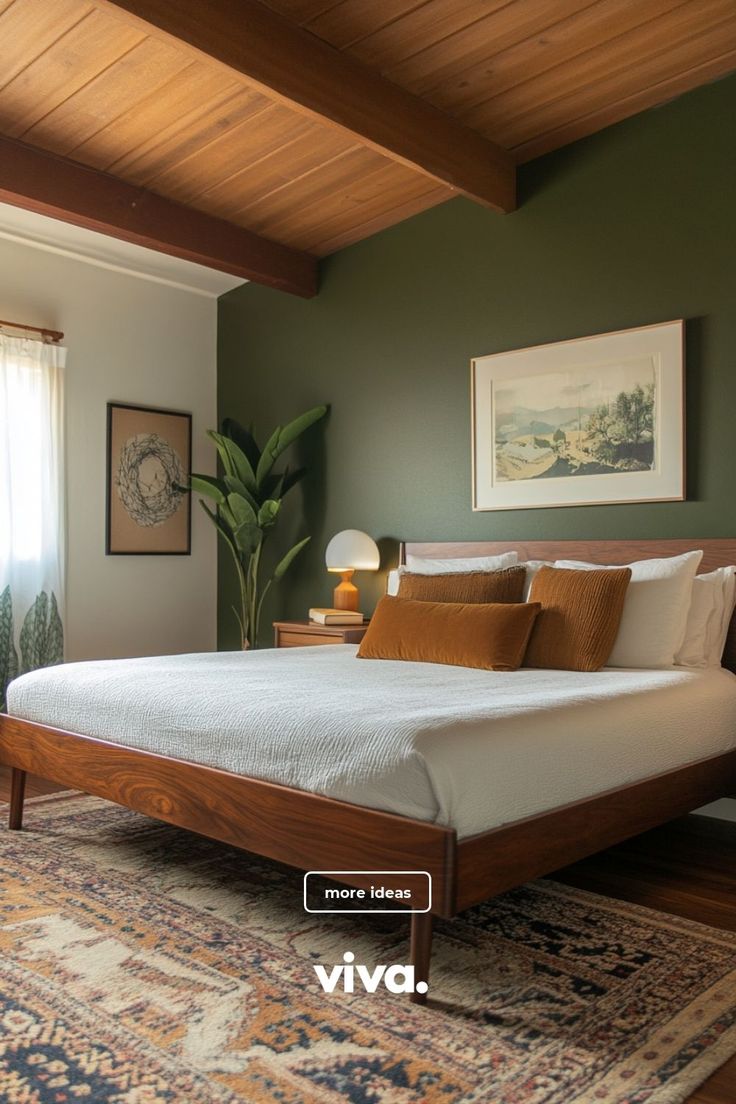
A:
<box><xmin>357</xmin><ymin>596</ymin><xmax>541</xmax><ymax>672</ymax></box>
<box><xmin>524</xmin><ymin>565</ymin><xmax>632</xmax><ymax>672</ymax></box>
<box><xmin>397</xmin><ymin>565</ymin><xmax>526</xmax><ymax>604</ymax></box>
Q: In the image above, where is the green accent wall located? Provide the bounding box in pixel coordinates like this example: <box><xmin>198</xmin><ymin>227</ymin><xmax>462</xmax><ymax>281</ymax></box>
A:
<box><xmin>217</xmin><ymin>73</ymin><xmax>736</xmax><ymax>648</ymax></box>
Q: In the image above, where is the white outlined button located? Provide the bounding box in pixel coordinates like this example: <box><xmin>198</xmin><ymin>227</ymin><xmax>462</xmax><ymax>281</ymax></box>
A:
<box><xmin>304</xmin><ymin>870</ymin><xmax>432</xmax><ymax>913</ymax></box>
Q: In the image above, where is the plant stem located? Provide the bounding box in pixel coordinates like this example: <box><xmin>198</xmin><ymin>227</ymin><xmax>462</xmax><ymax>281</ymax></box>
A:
<box><xmin>249</xmin><ymin>543</ymin><xmax>262</xmax><ymax>646</ymax></box>
<box><xmin>256</xmin><ymin>577</ymin><xmax>272</xmax><ymax>631</ymax></box>
<box><xmin>237</xmin><ymin>556</ymin><xmax>249</xmax><ymax>649</ymax></box>
<box><xmin>222</xmin><ymin>535</ymin><xmax>249</xmax><ymax>647</ymax></box>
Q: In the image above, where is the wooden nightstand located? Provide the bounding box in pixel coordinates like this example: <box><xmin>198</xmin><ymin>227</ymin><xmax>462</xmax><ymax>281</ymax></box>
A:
<box><xmin>273</xmin><ymin>620</ymin><xmax>369</xmax><ymax>648</ymax></box>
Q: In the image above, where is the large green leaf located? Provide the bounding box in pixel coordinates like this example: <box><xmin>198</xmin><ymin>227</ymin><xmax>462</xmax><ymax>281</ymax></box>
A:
<box><xmin>255</xmin><ymin>405</ymin><xmax>326</xmax><ymax>487</ymax></box>
<box><xmin>223</xmin><ymin>475</ymin><xmax>259</xmax><ymax>512</ymax></box>
<box><xmin>227</xmin><ymin>492</ymin><xmax>258</xmax><ymax>528</ymax></box>
<box><xmin>19</xmin><ymin>591</ymin><xmax>62</xmax><ymax>673</ymax></box>
<box><xmin>189</xmin><ymin>474</ymin><xmax>228</xmax><ymax>505</ymax></box>
<box><xmin>20</xmin><ymin>592</ymin><xmax>47</xmax><ymax>672</ymax></box>
<box><xmin>257</xmin><ymin>499</ymin><xmax>280</xmax><ymax>528</ymax></box>
<box><xmin>207</xmin><ymin>431</ymin><xmax>258</xmax><ymax>492</ymax></box>
<box><xmin>200</xmin><ymin>500</ymin><xmax>237</xmax><ymax>554</ymax></box>
<box><xmin>221</xmin><ymin>417</ymin><xmax>261</xmax><ymax>473</ymax></box>
<box><xmin>47</xmin><ymin>593</ymin><xmax>64</xmax><ymax>666</ymax></box>
<box><xmin>0</xmin><ymin>585</ymin><xmax>18</xmax><ymax>711</ymax></box>
<box><xmin>218</xmin><ymin>499</ymin><xmax>238</xmax><ymax>532</ymax></box>
<box><xmin>233</xmin><ymin>521</ymin><xmax>263</xmax><ymax>555</ymax></box>
<box><xmin>256</xmin><ymin>427</ymin><xmax>282</xmax><ymax>487</ymax></box>
<box><xmin>206</xmin><ymin>430</ymin><xmax>236</xmax><ymax>478</ymax></box>
<box><xmin>273</xmin><ymin>535</ymin><xmax>310</xmax><ymax>581</ymax></box>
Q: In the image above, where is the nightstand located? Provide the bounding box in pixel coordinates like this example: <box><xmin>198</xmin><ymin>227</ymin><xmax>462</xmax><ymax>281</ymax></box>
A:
<box><xmin>273</xmin><ymin>620</ymin><xmax>369</xmax><ymax>648</ymax></box>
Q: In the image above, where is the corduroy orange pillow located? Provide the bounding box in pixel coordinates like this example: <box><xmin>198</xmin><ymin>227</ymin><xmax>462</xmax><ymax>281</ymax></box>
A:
<box><xmin>397</xmin><ymin>565</ymin><xmax>526</xmax><ymax>604</ymax></box>
<box><xmin>357</xmin><ymin>596</ymin><xmax>540</xmax><ymax>672</ymax></box>
<box><xmin>524</xmin><ymin>565</ymin><xmax>632</xmax><ymax>672</ymax></box>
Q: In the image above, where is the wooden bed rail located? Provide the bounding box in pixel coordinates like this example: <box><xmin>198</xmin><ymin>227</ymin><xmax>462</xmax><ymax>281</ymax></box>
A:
<box><xmin>455</xmin><ymin>748</ymin><xmax>736</xmax><ymax>911</ymax></box>
<box><xmin>0</xmin><ymin>715</ymin><xmax>457</xmax><ymax>918</ymax></box>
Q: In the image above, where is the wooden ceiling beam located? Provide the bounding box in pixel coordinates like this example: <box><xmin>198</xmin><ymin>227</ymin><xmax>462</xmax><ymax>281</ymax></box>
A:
<box><xmin>99</xmin><ymin>0</ymin><xmax>516</xmax><ymax>213</ymax></box>
<box><xmin>0</xmin><ymin>135</ymin><xmax>318</xmax><ymax>297</ymax></box>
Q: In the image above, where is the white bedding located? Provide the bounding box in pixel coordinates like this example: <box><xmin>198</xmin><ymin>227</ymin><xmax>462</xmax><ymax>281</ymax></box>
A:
<box><xmin>8</xmin><ymin>647</ymin><xmax>736</xmax><ymax>839</ymax></box>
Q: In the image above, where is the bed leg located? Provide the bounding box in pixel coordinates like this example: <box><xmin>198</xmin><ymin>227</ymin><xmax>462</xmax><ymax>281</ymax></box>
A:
<box><xmin>8</xmin><ymin>768</ymin><xmax>26</xmax><ymax>830</ymax></box>
<box><xmin>409</xmin><ymin>911</ymin><xmax>432</xmax><ymax>1005</ymax></box>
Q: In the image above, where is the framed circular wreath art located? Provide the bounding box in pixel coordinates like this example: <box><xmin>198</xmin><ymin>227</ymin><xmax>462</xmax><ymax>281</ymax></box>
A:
<box><xmin>106</xmin><ymin>402</ymin><xmax>192</xmax><ymax>555</ymax></box>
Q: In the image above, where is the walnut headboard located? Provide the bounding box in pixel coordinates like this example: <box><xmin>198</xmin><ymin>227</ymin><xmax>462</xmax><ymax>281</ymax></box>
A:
<box><xmin>401</xmin><ymin>538</ymin><xmax>736</xmax><ymax>674</ymax></box>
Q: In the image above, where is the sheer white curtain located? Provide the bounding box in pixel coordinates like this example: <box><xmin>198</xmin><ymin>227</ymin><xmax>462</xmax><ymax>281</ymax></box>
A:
<box><xmin>0</xmin><ymin>334</ymin><xmax>66</xmax><ymax>707</ymax></box>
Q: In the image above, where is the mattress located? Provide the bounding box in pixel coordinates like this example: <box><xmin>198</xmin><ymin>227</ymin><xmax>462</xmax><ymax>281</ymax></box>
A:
<box><xmin>8</xmin><ymin>646</ymin><xmax>736</xmax><ymax>839</ymax></box>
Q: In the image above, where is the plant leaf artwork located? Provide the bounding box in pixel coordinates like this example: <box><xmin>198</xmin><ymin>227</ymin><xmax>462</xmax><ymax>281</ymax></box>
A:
<box><xmin>47</xmin><ymin>593</ymin><xmax>64</xmax><ymax>668</ymax></box>
<box><xmin>19</xmin><ymin>591</ymin><xmax>64</xmax><ymax>674</ymax></box>
<box><xmin>189</xmin><ymin>406</ymin><xmax>327</xmax><ymax>648</ymax></box>
<box><xmin>19</xmin><ymin>591</ymin><xmax>48</xmax><ymax>672</ymax></box>
<box><xmin>0</xmin><ymin>586</ymin><xmax>18</xmax><ymax>711</ymax></box>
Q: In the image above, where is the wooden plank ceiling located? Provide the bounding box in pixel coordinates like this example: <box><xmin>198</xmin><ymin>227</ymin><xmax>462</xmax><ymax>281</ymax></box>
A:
<box><xmin>0</xmin><ymin>0</ymin><xmax>733</xmax><ymax>295</ymax></box>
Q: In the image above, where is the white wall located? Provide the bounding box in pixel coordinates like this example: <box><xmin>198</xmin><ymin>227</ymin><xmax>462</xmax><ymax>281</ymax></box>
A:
<box><xmin>0</xmin><ymin>232</ymin><xmax>219</xmax><ymax>661</ymax></box>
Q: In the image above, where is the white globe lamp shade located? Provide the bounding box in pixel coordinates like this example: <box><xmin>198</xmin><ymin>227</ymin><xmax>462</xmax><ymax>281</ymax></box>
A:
<box><xmin>325</xmin><ymin>529</ymin><xmax>380</xmax><ymax>572</ymax></box>
<box><xmin>324</xmin><ymin>529</ymin><xmax>379</xmax><ymax>612</ymax></box>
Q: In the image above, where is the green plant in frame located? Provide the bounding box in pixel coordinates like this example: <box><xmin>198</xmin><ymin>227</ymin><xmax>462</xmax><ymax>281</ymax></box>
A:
<box><xmin>188</xmin><ymin>406</ymin><xmax>327</xmax><ymax>649</ymax></box>
<box><xmin>19</xmin><ymin>592</ymin><xmax>64</xmax><ymax>673</ymax></box>
<box><xmin>0</xmin><ymin>586</ymin><xmax>18</xmax><ymax>711</ymax></box>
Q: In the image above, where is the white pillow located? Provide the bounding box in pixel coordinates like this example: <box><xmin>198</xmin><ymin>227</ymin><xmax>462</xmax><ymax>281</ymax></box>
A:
<box><xmin>675</xmin><ymin>567</ymin><xmax>736</xmax><ymax>667</ymax></box>
<box><xmin>521</xmin><ymin>560</ymin><xmax>553</xmax><ymax>601</ymax></box>
<box><xmin>404</xmin><ymin>552</ymin><xmax>518</xmax><ymax>574</ymax></box>
<box><xmin>386</xmin><ymin>569</ymin><xmax>400</xmax><ymax>596</ymax></box>
<box><xmin>675</xmin><ymin>571</ymin><xmax>720</xmax><ymax>667</ymax></box>
<box><xmin>704</xmin><ymin>567</ymin><xmax>736</xmax><ymax>667</ymax></box>
<box><xmin>556</xmin><ymin>550</ymin><xmax>703</xmax><ymax>668</ymax></box>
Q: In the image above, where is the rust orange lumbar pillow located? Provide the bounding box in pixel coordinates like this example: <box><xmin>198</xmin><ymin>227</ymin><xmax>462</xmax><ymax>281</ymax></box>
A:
<box><xmin>357</xmin><ymin>595</ymin><xmax>541</xmax><ymax>672</ymax></box>
<box><xmin>524</xmin><ymin>565</ymin><xmax>632</xmax><ymax>672</ymax></box>
<box><xmin>397</xmin><ymin>565</ymin><xmax>526</xmax><ymax>604</ymax></box>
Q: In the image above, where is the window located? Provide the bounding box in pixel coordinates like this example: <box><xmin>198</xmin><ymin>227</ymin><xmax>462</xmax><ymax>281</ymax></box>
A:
<box><xmin>0</xmin><ymin>334</ymin><xmax>66</xmax><ymax>706</ymax></box>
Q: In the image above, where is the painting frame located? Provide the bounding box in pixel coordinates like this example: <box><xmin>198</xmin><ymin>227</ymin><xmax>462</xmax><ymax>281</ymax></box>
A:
<box><xmin>471</xmin><ymin>320</ymin><xmax>685</xmax><ymax>512</ymax></box>
<box><xmin>106</xmin><ymin>401</ymin><xmax>192</xmax><ymax>555</ymax></box>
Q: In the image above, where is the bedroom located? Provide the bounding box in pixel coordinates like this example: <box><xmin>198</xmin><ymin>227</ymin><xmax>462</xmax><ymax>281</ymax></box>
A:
<box><xmin>0</xmin><ymin>1</ymin><xmax>735</xmax><ymax>1101</ymax></box>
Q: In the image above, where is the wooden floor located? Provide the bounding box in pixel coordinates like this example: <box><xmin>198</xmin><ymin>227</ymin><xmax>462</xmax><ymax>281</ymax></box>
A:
<box><xmin>553</xmin><ymin>813</ymin><xmax>736</xmax><ymax>1104</ymax></box>
<box><xmin>1</xmin><ymin>767</ymin><xmax>734</xmax><ymax>1102</ymax></box>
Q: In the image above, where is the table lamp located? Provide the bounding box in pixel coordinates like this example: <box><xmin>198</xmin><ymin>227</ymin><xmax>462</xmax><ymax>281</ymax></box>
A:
<box><xmin>325</xmin><ymin>529</ymin><xmax>380</xmax><ymax>611</ymax></box>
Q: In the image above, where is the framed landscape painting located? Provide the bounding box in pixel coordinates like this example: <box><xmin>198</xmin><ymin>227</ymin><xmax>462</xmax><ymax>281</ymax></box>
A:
<box><xmin>106</xmin><ymin>402</ymin><xmax>192</xmax><ymax>554</ymax></box>
<box><xmin>471</xmin><ymin>320</ymin><xmax>684</xmax><ymax>511</ymax></box>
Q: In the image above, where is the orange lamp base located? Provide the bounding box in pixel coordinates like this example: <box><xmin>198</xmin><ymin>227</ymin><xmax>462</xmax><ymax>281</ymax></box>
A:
<box><xmin>333</xmin><ymin>570</ymin><xmax>359</xmax><ymax>611</ymax></box>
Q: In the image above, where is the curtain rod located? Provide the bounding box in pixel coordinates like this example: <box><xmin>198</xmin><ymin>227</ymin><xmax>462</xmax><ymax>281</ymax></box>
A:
<box><xmin>0</xmin><ymin>318</ymin><xmax>64</xmax><ymax>343</ymax></box>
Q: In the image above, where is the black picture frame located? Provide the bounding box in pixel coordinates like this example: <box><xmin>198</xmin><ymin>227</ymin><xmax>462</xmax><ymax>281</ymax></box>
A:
<box><xmin>106</xmin><ymin>401</ymin><xmax>192</xmax><ymax>556</ymax></box>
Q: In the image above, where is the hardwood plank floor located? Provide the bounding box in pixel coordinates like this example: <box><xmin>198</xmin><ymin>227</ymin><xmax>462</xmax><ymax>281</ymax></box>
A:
<box><xmin>552</xmin><ymin>814</ymin><xmax>736</xmax><ymax>1104</ymax></box>
<box><xmin>0</xmin><ymin>766</ymin><xmax>733</xmax><ymax>1101</ymax></box>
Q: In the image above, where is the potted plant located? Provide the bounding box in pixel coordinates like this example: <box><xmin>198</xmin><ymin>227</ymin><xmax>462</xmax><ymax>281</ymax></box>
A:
<box><xmin>188</xmin><ymin>406</ymin><xmax>326</xmax><ymax>649</ymax></box>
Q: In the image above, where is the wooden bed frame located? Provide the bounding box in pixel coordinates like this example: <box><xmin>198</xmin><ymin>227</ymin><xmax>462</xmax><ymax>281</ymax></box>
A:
<box><xmin>2</xmin><ymin>538</ymin><xmax>736</xmax><ymax>1005</ymax></box>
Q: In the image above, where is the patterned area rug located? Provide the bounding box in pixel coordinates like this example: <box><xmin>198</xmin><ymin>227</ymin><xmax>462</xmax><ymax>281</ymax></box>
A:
<box><xmin>0</xmin><ymin>794</ymin><xmax>734</xmax><ymax>1104</ymax></box>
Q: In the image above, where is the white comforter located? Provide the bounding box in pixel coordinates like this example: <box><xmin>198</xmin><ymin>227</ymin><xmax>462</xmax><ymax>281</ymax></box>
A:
<box><xmin>8</xmin><ymin>646</ymin><xmax>736</xmax><ymax>839</ymax></box>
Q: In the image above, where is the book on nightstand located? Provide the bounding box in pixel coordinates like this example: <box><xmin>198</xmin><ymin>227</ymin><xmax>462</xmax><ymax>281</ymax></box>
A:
<box><xmin>309</xmin><ymin>608</ymin><xmax>365</xmax><ymax>625</ymax></box>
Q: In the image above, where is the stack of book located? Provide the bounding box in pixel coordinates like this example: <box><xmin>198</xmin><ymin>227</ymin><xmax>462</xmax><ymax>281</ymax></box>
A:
<box><xmin>309</xmin><ymin>608</ymin><xmax>364</xmax><ymax>626</ymax></box>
